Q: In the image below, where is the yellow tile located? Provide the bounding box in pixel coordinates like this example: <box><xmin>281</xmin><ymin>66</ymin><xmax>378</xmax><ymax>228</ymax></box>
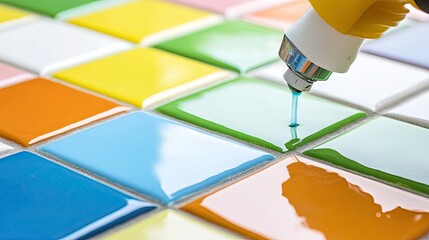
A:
<box><xmin>69</xmin><ymin>0</ymin><xmax>214</xmax><ymax>43</ymax></box>
<box><xmin>54</xmin><ymin>48</ymin><xmax>232</xmax><ymax>107</ymax></box>
<box><xmin>0</xmin><ymin>4</ymin><xmax>29</xmax><ymax>24</ymax></box>
<box><xmin>104</xmin><ymin>210</ymin><xmax>237</xmax><ymax>240</ymax></box>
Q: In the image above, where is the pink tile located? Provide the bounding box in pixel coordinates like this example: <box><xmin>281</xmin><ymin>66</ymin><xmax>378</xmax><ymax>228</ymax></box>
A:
<box><xmin>169</xmin><ymin>0</ymin><xmax>252</xmax><ymax>13</ymax></box>
<box><xmin>0</xmin><ymin>63</ymin><xmax>33</xmax><ymax>88</ymax></box>
<box><xmin>0</xmin><ymin>63</ymin><xmax>27</xmax><ymax>80</ymax></box>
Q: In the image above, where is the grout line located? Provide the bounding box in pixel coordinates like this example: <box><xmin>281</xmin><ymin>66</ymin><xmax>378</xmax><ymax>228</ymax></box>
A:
<box><xmin>34</xmin><ymin>149</ymin><xmax>164</xmax><ymax>206</ymax></box>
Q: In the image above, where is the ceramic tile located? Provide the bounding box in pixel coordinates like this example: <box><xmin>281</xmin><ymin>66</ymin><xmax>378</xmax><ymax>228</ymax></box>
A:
<box><xmin>169</xmin><ymin>0</ymin><xmax>288</xmax><ymax>17</ymax></box>
<box><xmin>54</xmin><ymin>48</ymin><xmax>232</xmax><ymax>108</ymax></box>
<box><xmin>0</xmin><ymin>18</ymin><xmax>131</xmax><ymax>75</ymax></box>
<box><xmin>0</xmin><ymin>142</ymin><xmax>12</xmax><ymax>153</ymax></box>
<box><xmin>0</xmin><ymin>78</ymin><xmax>129</xmax><ymax>146</ymax></box>
<box><xmin>0</xmin><ymin>4</ymin><xmax>29</xmax><ymax>24</ymax></box>
<box><xmin>41</xmin><ymin>111</ymin><xmax>274</xmax><ymax>205</ymax></box>
<box><xmin>304</xmin><ymin>117</ymin><xmax>429</xmax><ymax>195</ymax></box>
<box><xmin>157</xmin><ymin>77</ymin><xmax>366</xmax><ymax>152</ymax></box>
<box><xmin>387</xmin><ymin>90</ymin><xmax>429</xmax><ymax>128</ymax></box>
<box><xmin>154</xmin><ymin>20</ymin><xmax>283</xmax><ymax>73</ymax></box>
<box><xmin>0</xmin><ymin>0</ymin><xmax>99</xmax><ymax>17</ymax></box>
<box><xmin>69</xmin><ymin>0</ymin><xmax>217</xmax><ymax>45</ymax></box>
<box><xmin>0</xmin><ymin>151</ymin><xmax>156</xmax><ymax>239</ymax></box>
<box><xmin>242</xmin><ymin>0</ymin><xmax>310</xmax><ymax>29</ymax></box>
<box><xmin>104</xmin><ymin>209</ymin><xmax>237</xmax><ymax>239</ymax></box>
<box><xmin>0</xmin><ymin>62</ymin><xmax>34</xmax><ymax>88</ymax></box>
<box><xmin>407</xmin><ymin>6</ymin><xmax>429</xmax><ymax>22</ymax></box>
<box><xmin>169</xmin><ymin>0</ymin><xmax>253</xmax><ymax>13</ymax></box>
<box><xmin>361</xmin><ymin>23</ymin><xmax>429</xmax><ymax>69</ymax></box>
<box><xmin>183</xmin><ymin>156</ymin><xmax>429</xmax><ymax>240</ymax></box>
<box><xmin>250</xmin><ymin>54</ymin><xmax>429</xmax><ymax>112</ymax></box>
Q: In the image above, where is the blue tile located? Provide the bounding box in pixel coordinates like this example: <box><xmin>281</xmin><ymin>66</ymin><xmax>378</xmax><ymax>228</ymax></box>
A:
<box><xmin>0</xmin><ymin>151</ymin><xmax>155</xmax><ymax>240</ymax></box>
<box><xmin>41</xmin><ymin>111</ymin><xmax>274</xmax><ymax>205</ymax></box>
<box><xmin>361</xmin><ymin>23</ymin><xmax>429</xmax><ymax>69</ymax></box>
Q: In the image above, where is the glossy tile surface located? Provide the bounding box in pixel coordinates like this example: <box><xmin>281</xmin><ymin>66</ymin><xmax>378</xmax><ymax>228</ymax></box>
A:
<box><xmin>0</xmin><ymin>4</ymin><xmax>28</xmax><ymax>23</ymax></box>
<box><xmin>243</xmin><ymin>0</ymin><xmax>310</xmax><ymax>29</ymax></box>
<box><xmin>169</xmin><ymin>0</ymin><xmax>252</xmax><ymax>13</ymax></box>
<box><xmin>69</xmin><ymin>0</ymin><xmax>213</xmax><ymax>44</ymax></box>
<box><xmin>362</xmin><ymin>23</ymin><xmax>429</xmax><ymax>69</ymax></box>
<box><xmin>0</xmin><ymin>0</ymin><xmax>97</xmax><ymax>17</ymax></box>
<box><xmin>0</xmin><ymin>152</ymin><xmax>156</xmax><ymax>239</ymax></box>
<box><xmin>104</xmin><ymin>209</ymin><xmax>237</xmax><ymax>239</ymax></box>
<box><xmin>154</xmin><ymin>21</ymin><xmax>282</xmax><ymax>73</ymax></box>
<box><xmin>157</xmin><ymin>77</ymin><xmax>365</xmax><ymax>152</ymax></box>
<box><xmin>251</xmin><ymin>54</ymin><xmax>429</xmax><ymax>112</ymax></box>
<box><xmin>0</xmin><ymin>142</ymin><xmax>12</xmax><ymax>153</ymax></box>
<box><xmin>387</xmin><ymin>90</ymin><xmax>429</xmax><ymax>128</ymax></box>
<box><xmin>0</xmin><ymin>19</ymin><xmax>131</xmax><ymax>74</ymax></box>
<box><xmin>183</xmin><ymin>156</ymin><xmax>429</xmax><ymax>240</ymax></box>
<box><xmin>55</xmin><ymin>48</ymin><xmax>231</xmax><ymax>108</ymax></box>
<box><xmin>0</xmin><ymin>62</ymin><xmax>34</xmax><ymax>88</ymax></box>
<box><xmin>304</xmin><ymin>117</ymin><xmax>429</xmax><ymax>195</ymax></box>
<box><xmin>0</xmin><ymin>78</ymin><xmax>129</xmax><ymax>146</ymax></box>
<box><xmin>41</xmin><ymin>112</ymin><xmax>274</xmax><ymax>204</ymax></box>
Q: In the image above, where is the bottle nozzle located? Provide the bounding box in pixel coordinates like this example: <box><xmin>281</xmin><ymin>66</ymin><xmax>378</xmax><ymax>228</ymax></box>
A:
<box><xmin>278</xmin><ymin>35</ymin><xmax>332</xmax><ymax>92</ymax></box>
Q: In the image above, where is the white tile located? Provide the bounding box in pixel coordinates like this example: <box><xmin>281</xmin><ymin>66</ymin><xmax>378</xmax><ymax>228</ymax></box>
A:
<box><xmin>387</xmin><ymin>90</ymin><xmax>429</xmax><ymax>128</ymax></box>
<box><xmin>248</xmin><ymin>60</ymin><xmax>288</xmax><ymax>86</ymax></box>
<box><xmin>0</xmin><ymin>18</ymin><xmax>132</xmax><ymax>75</ymax></box>
<box><xmin>0</xmin><ymin>142</ymin><xmax>13</xmax><ymax>153</ymax></box>
<box><xmin>250</xmin><ymin>53</ymin><xmax>429</xmax><ymax>112</ymax></box>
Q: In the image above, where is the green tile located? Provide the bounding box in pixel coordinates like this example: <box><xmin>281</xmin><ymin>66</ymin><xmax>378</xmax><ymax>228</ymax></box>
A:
<box><xmin>304</xmin><ymin>117</ymin><xmax>429</xmax><ymax>195</ymax></box>
<box><xmin>157</xmin><ymin>77</ymin><xmax>365</xmax><ymax>152</ymax></box>
<box><xmin>0</xmin><ymin>0</ymin><xmax>98</xmax><ymax>17</ymax></box>
<box><xmin>154</xmin><ymin>20</ymin><xmax>283</xmax><ymax>73</ymax></box>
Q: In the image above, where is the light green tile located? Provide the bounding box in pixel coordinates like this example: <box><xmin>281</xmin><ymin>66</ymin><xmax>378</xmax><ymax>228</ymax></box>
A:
<box><xmin>304</xmin><ymin>117</ymin><xmax>429</xmax><ymax>195</ymax></box>
<box><xmin>154</xmin><ymin>20</ymin><xmax>283</xmax><ymax>73</ymax></box>
<box><xmin>157</xmin><ymin>77</ymin><xmax>365</xmax><ymax>152</ymax></box>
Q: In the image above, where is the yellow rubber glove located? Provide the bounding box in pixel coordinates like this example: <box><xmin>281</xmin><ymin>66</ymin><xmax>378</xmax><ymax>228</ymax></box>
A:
<box><xmin>309</xmin><ymin>0</ymin><xmax>427</xmax><ymax>39</ymax></box>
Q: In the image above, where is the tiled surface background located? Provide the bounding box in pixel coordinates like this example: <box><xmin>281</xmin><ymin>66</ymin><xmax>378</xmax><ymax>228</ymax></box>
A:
<box><xmin>0</xmin><ymin>0</ymin><xmax>429</xmax><ymax>239</ymax></box>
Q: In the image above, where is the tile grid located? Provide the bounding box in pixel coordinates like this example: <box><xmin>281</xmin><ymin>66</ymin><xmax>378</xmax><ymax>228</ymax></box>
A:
<box><xmin>1</xmin><ymin>1</ymin><xmax>429</xmax><ymax>238</ymax></box>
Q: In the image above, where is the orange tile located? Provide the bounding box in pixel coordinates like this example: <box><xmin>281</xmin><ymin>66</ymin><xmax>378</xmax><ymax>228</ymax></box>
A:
<box><xmin>0</xmin><ymin>78</ymin><xmax>129</xmax><ymax>146</ymax></box>
<box><xmin>182</xmin><ymin>156</ymin><xmax>429</xmax><ymax>239</ymax></box>
<box><xmin>245</xmin><ymin>1</ymin><xmax>310</xmax><ymax>28</ymax></box>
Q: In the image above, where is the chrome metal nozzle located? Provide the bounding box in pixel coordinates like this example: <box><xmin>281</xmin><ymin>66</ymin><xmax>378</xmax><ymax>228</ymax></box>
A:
<box><xmin>278</xmin><ymin>35</ymin><xmax>332</xmax><ymax>92</ymax></box>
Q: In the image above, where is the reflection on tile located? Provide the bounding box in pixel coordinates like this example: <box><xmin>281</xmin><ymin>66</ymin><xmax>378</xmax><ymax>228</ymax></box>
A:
<box><xmin>169</xmin><ymin>0</ymin><xmax>288</xmax><ymax>17</ymax></box>
<box><xmin>157</xmin><ymin>77</ymin><xmax>365</xmax><ymax>152</ymax></box>
<box><xmin>242</xmin><ymin>0</ymin><xmax>310</xmax><ymax>29</ymax></box>
<box><xmin>54</xmin><ymin>48</ymin><xmax>232</xmax><ymax>108</ymax></box>
<box><xmin>0</xmin><ymin>3</ymin><xmax>29</xmax><ymax>24</ymax></box>
<box><xmin>104</xmin><ymin>209</ymin><xmax>237</xmax><ymax>239</ymax></box>
<box><xmin>362</xmin><ymin>23</ymin><xmax>429</xmax><ymax>69</ymax></box>
<box><xmin>69</xmin><ymin>0</ymin><xmax>216</xmax><ymax>44</ymax></box>
<box><xmin>0</xmin><ymin>0</ymin><xmax>98</xmax><ymax>17</ymax></box>
<box><xmin>304</xmin><ymin>117</ymin><xmax>429</xmax><ymax>195</ymax></box>
<box><xmin>387</xmin><ymin>90</ymin><xmax>429</xmax><ymax>128</ymax></box>
<box><xmin>0</xmin><ymin>78</ymin><xmax>129</xmax><ymax>146</ymax></box>
<box><xmin>0</xmin><ymin>142</ymin><xmax>12</xmax><ymax>153</ymax></box>
<box><xmin>41</xmin><ymin>112</ymin><xmax>273</xmax><ymax>204</ymax></box>
<box><xmin>0</xmin><ymin>19</ymin><xmax>131</xmax><ymax>74</ymax></box>
<box><xmin>252</xmin><ymin>54</ymin><xmax>429</xmax><ymax>112</ymax></box>
<box><xmin>0</xmin><ymin>62</ymin><xmax>34</xmax><ymax>88</ymax></box>
<box><xmin>183</xmin><ymin>156</ymin><xmax>429</xmax><ymax>240</ymax></box>
<box><xmin>0</xmin><ymin>152</ymin><xmax>156</xmax><ymax>239</ymax></box>
<box><xmin>154</xmin><ymin>21</ymin><xmax>282</xmax><ymax>73</ymax></box>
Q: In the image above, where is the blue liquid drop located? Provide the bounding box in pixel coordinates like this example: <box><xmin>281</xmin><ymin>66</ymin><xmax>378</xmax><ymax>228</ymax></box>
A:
<box><xmin>289</xmin><ymin>91</ymin><xmax>301</xmax><ymax>128</ymax></box>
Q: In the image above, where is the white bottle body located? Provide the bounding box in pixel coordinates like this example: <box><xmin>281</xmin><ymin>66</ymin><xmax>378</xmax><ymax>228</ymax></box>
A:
<box><xmin>286</xmin><ymin>8</ymin><xmax>364</xmax><ymax>73</ymax></box>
